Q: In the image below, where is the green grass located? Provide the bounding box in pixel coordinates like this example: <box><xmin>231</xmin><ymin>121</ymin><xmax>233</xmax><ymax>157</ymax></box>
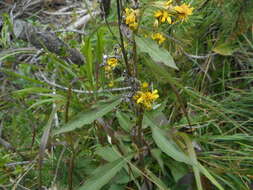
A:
<box><xmin>0</xmin><ymin>0</ymin><xmax>253</xmax><ymax>189</ymax></box>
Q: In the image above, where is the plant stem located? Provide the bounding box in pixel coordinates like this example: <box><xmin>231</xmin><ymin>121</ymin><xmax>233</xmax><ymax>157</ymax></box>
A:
<box><xmin>170</xmin><ymin>83</ymin><xmax>192</xmax><ymax>131</ymax></box>
<box><xmin>132</xmin><ymin>35</ymin><xmax>138</xmax><ymax>78</ymax></box>
<box><xmin>68</xmin><ymin>152</ymin><xmax>75</xmax><ymax>190</ymax></box>
<box><xmin>64</xmin><ymin>86</ymin><xmax>75</xmax><ymax>190</ymax></box>
<box><xmin>136</xmin><ymin>108</ymin><xmax>144</xmax><ymax>169</ymax></box>
<box><xmin>116</xmin><ymin>0</ymin><xmax>131</xmax><ymax>76</ymax></box>
<box><xmin>65</xmin><ymin>85</ymin><xmax>71</xmax><ymax>123</ymax></box>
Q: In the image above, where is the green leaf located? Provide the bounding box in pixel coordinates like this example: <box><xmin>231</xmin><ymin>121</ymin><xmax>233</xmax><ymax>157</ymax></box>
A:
<box><xmin>95</xmin><ymin>146</ymin><xmax>141</xmax><ymax>184</ymax></box>
<box><xmin>197</xmin><ymin>164</ymin><xmax>224</xmax><ymax>190</ymax></box>
<box><xmin>179</xmin><ymin>133</ymin><xmax>203</xmax><ymax>190</ymax></box>
<box><xmin>135</xmin><ymin>36</ymin><xmax>178</xmax><ymax>70</ymax></box>
<box><xmin>199</xmin><ymin>134</ymin><xmax>253</xmax><ymax>141</ymax></box>
<box><xmin>0</xmin><ymin>49</ymin><xmax>37</xmax><ymax>61</ymax></box>
<box><xmin>165</xmin><ymin>160</ymin><xmax>188</xmax><ymax>182</ymax></box>
<box><xmin>212</xmin><ymin>43</ymin><xmax>236</xmax><ymax>56</ymax></box>
<box><xmin>38</xmin><ymin>106</ymin><xmax>58</xmax><ymax>187</ymax></box>
<box><xmin>142</xmin><ymin>56</ymin><xmax>176</xmax><ymax>85</ymax></box>
<box><xmin>109</xmin><ymin>184</ymin><xmax>125</xmax><ymax>190</ymax></box>
<box><xmin>81</xmin><ymin>37</ymin><xmax>94</xmax><ymax>84</ymax></box>
<box><xmin>78</xmin><ymin>157</ymin><xmax>129</xmax><ymax>190</ymax></box>
<box><xmin>95</xmin><ymin>146</ymin><xmax>120</xmax><ymax>162</ymax></box>
<box><xmin>146</xmin><ymin>169</ymin><xmax>171</xmax><ymax>190</ymax></box>
<box><xmin>28</xmin><ymin>98</ymin><xmax>63</xmax><ymax>110</ymax></box>
<box><xmin>150</xmin><ymin>149</ymin><xmax>165</xmax><ymax>174</ymax></box>
<box><xmin>53</xmin><ymin>97</ymin><xmax>122</xmax><ymax>135</ymax></box>
<box><xmin>0</xmin><ymin>68</ymin><xmax>43</xmax><ymax>84</ymax></box>
<box><xmin>13</xmin><ymin>87</ymin><xmax>52</xmax><ymax>95</ymax></box>
<box><xmin>116</xmin><ymin>111</ymin><xmax>134</xmax><ymax>132</ymax></box>
<box><xmin>145</xmin><ymin>114</ymin><xmax>224</xmax><ymax>190</ymax></box>
<box><xmin>96</xmin><ymin>28</ymin><xmax>105</xmax><ymax>64</ymax></box>
<box><xmin>50</xmin><ymin>54</ymin><xmax>78</xmax><ymax>78</ymax></box>
<box><xmin>144</xmin><ymin>114</ymin><xmax>192</xmax><ymax>164</ymax></box>
<box><xmin>113</xmin><ymin>169</ymin><xmax>133</xmax><ymax>184</ymax></box>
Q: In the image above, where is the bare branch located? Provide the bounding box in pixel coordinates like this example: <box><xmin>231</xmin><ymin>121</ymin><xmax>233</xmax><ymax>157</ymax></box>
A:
<box><xmin>43</xmin><ymin>9</ymin><xmax>87</xmax><ymax>16</ymax></box>
<box><xmin>37</xmin><ymin>71</ymin><xmax>132</xmax><ymax>94</ymax></box>
<box><xmin>55</xmin><ymin>29</ymin><xmax>88</xmax><ymax>35</ymax></box>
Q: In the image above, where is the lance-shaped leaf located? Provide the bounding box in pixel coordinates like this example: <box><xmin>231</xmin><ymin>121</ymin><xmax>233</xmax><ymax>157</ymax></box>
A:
<box><xmin>116</xmin><ymin>111</ymin><xmax>134</xmax><ymax>132</ymax></box>
<box><xmin>78</xmin><ymin>156</ymin><xmax>130</xmax><ymax>190</ymax></box>
<box><xmin>145</xmin><ymin>114</ymin><xmax>224</xmax><ymax>190</ymax></box>
<box><xmin>179</xmin><ymin>133</ymin><xmax>203</xmax><ymax>190</ymax></box>
<box><xmin>53</xmin><ymin>97</ymin><xmax>122</xmax><ymax>135</ymax></box>
<box><xmin>95</xmin><ymin>146</ymin><xmax>120</xmax><ymax>162</ymax></box>
<box><xmin>144</xmin><ymin>114</ymin><xmax>192</xmax><ymax>164</ymax></box>
<box><xmin>135</xmin><ymin>36</ymin><xmax>178</xmax><ymax>70</ymax></box>
<box><xmin>39</xmin><ymin>107</ymin><xmax>58</xmax><ymax>188</ymax></box>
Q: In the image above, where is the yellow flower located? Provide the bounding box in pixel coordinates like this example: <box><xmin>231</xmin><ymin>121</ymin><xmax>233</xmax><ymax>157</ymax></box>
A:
<box><xmin>154</xmin><ymin>10</ymin><xmax>163</xmax><ymax>18</ymax></box>
<box><xmin>125</xmin><ymin>8</ymin><xmax>139</xmax><ymax>30</ymax></box>
<box><xmin>164</xmin><ymin>0</ymin><xmax>173</xmax><ymax>7</ymax></box>
<box><xmin>128</xmin><ymin>22</ymin><xmax>138</xmax><ymax>30</ymax></box>
<box><xmin>105</xmin><ymin>65</ymin><xmax>112</xmax><ymax>72</ymax></box>
<box><xmin>108</xmin><ymin>81</ymin><xmax>114</xmax><ymax>87</ymax></box>
<box><xmin>151</xmin><ymin>33</ymin><xmax>166</xmax><ymax>44</ymax></box>
<box><xmin>154</xmin><ymin>10</ymin><xmax>172</xmax><ymax>25</ymax></box>
<box><xmin>105</xmin><ymin>57</ymin><xmax>118</xmax><ymax>73</ymax></box>
<box><xmin>134</xmin><ymin>90</ymin><xmax>159</xmax><ymax>109</ymax></box>
<box><xmin>142</xmin><ymin>82</ymin><xmax>149</xmax><ymax>89</ymax></box>
<box><xmin>125</xmin><ymin>13</ymin><xmax>136</xmax><ymax>25</ymax></box>
<box><xmin>174</xmin><ymin>3</ymin><xmax>194</xmax><ymax>21</ymax></box>
<box><xmin>107</xmin><ymin>57</ymin><xmax>118</xmax><ymax>67</ymax></box>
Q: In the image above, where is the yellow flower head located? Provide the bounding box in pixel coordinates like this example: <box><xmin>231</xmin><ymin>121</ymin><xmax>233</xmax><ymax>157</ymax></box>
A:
<box><xmin>107</xmin><ymin>57</ymin><xmax>118</xmax><ymax>67</ymax></box>
<box><xmin>174</xmin><ymin>3</ymin><xmax>194</xmax><ymax>21</ymax></box>
<box><xmin>125</xmin><ymin>8</ymin><xmax>139</xmax><ymax>30</ymax></box>
<box><xmin>105</xmin><ymin>65</ymin><xmax>111</xmax><ymax>72</ymax></box>
<box><xmin>154</xmin><ymin>10</ymin><xmax>172</xmax><ymax>26</ymax></box>
<box><xmin>128</xmin><ymin>22</ymin><xmax>138</xmax><ymax>30</ymax></box>
<box><xmin>151</xmin><ymin>33</ymin><xmax>166</xmax><ymax>44</ymax></box>
<box><xmin>105</xmin><ymin>57</ymin><xmax>118</xmax><ymax>72</ymax></box>
<box><xmin>134</xmin><ymin>90</ymin><xmax>159</xmax><ymax>110</ymax></box>
<box><xmin>142</xmin><ymin>82</ymin><xmax>149</xmax><ymax>89</ymax></box>
<box><xmin>108</xmin><ymin>81</ymin><xmax>114</xmax><ymax>87</ymax></box>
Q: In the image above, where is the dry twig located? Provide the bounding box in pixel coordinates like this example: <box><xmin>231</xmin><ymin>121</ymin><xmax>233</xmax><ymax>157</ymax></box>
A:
<box><xmin>37</xmin><ymin>71</ymin><xmax>132</xmax><ymax>94</ymax></box>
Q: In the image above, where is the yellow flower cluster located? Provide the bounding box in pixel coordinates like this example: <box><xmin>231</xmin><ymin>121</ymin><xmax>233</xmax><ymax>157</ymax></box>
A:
<box><xmin>151</xmin><ymin>33</ymin><xmax>166</xmax><ymax>44</ymax></box>
<box><xmin>104</xmin><ymin>57</ymin><xmax>118</xmax><ymax>87</ymax></box>
<box><xmin>142</xmin><ymin>82</ymin><xmax>149</xmax><ymax>89</ymax></box>
<box><xmin>174</xmin><ymin>3</ymin><xmax>194</xmax><ymax>21</ymax></box>
<box><xmin>154</xmin><ymin>2</ymin><xmax>194</xmax><ymax>26</ymax></box>
<box><xmin>125</xmin><ymin>8</ymin><xmax>139</xmax><ymax>30</ymax></box>
<box><xmin>133</xmin><ymin>82</ymin><xmax>159</xmax><ymax>110</ymax></box>
<box><xmin>154</xmin><ymin>10</ymin><xmax>172</xmax><ymax>26</ymax></box>
<box><xmin>105</xmin><ymin>57</ymin><xmax>118</xmax><ymax>72</ymax></box>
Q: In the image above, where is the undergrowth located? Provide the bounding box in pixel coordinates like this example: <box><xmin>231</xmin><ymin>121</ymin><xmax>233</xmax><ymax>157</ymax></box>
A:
<box><xmin>0</xmin><ymin>0</ymin><xmax>253</xmax><ymax>189</ymax></box>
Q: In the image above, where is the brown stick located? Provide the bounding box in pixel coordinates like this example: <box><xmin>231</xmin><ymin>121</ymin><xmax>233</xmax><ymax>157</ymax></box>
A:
<box><xmin>13</xmin><ymin>19</ymin><xmax>85</xmax><ymax>65</ymax></box>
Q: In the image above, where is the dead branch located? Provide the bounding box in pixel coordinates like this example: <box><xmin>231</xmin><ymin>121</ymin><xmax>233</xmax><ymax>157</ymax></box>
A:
<box><xmin>13</xmin><ymin>19</ymin><xmax>85</xmax><ymax>65</ymax></box>
<box><xmin>37</xmin><ymin>71</ymin><xmax>132</xmax><ymax>94</ymax></box>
